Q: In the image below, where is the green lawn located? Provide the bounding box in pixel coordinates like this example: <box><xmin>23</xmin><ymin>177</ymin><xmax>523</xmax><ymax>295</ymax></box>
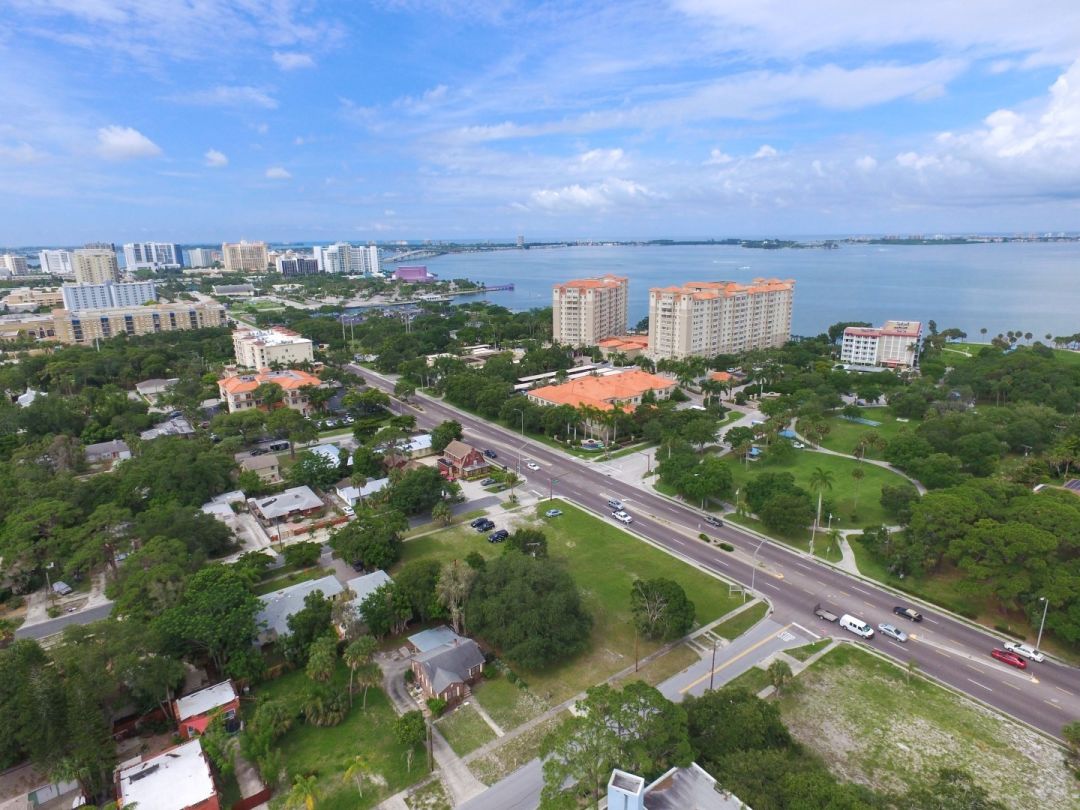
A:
<box><xmin>712</xmin><ymin>601</ymin><xmax>769</xmax><ymax>640</ymax></box>
<box><xmin>254</xmin><ymin>664</ymin><xmax>429</xmax><ymax>809</ymax></box>
<box><xmin>723</xmin><ymin>665</ymin><xmax>771</xmax><ymax>694</ymax></box>
<box><xmin>784</xmin><ymin>639</ymin><xmax>831</xmax><ymax>662</ymax></box>
<box><xmin>468</xmin><ymin>712</ymin><xmax>568</xmax><ymax>785</ymax></box>
<box><xmin>398</xmin><ymin>500</ymin><xmax>742</xmax><ymax>716</ymax></box>
<box><xmin>253</xmin><ymin>567</ymin><xmax>332</xmax><ymax>596</ymax></box>
<box><xmin>613</xmin><ymin>643</ymin><xmax>701</xmax><ymax>688</ymax></box>
<box><xmin>470</xmin><ymin>676</ymin><xmax>549</xmax><ymax>730</ymax></box>
<box><xmin>725</xmin><ymin>513</ymin><xmax>844</xmax><ymax>562</ymax></box>
<box><xmin>435</xmin><ymin>703</ymin><xmax>496</xmax><ymax>756</ymax></box>
<box><xmin>805</xmin><ymin>413</ymin><xmax>918</xmax><ymax>459</ymax></box>
<box><xmin>727</xmin><ymin>449</ymin><xmax>911</xmax><ymax>529</ymax></box>
<box><xmin>778</xmin><ymin>645</ymin><xmax>1076</xmax><ymax>808</ymax></box>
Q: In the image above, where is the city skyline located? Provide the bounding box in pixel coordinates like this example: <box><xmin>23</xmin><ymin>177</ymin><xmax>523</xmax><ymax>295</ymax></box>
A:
<box><xmin>2</xmin><ymin>2</ymin><xmax>1080</xmax><ymax>243</ymax></box>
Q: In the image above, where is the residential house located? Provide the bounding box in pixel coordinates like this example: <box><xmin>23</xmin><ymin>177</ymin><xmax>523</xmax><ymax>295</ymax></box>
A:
<box><xmin>438</xmin><ymin>439</ymin><xmax>491</xmax><ymax>481</ymax></box>
<box><xmin>335</xmin><ymin>476</ymin><xmax>389</xmax><ymax>507</ymax></box>
<box><xmin>308</xmin><ymin>442</ymin><xmax>352</xmax><ymax>468</ymax></box>
<box><xmin>256</xmin><ymin>574</ymin><xmax>344</xmax><ymax>645</ymax></box>
<box><xmin>339</xmin><ymin>570</ymin><xmax>393</xmax><ymax>634</ymax></box>
<box><xmin>249</xmin><ymin>486</ymin><xmax>324</xmax><ymax>524</ymax></box>
<box><xmin>115</xmin><ymin>738</ymin><xmax>220</xmax><ymax>810</ymax></box>
<box><xmin>134</xmin><ymin>377</ymin><xmax>179</xmax><ymax>403</ymax></box>
<box><xmin>217</xmin><ymin>368</ymin><xmax>323</xmax><ymax>415</ymax></box>
<box><xmin>84</xmin><ymin>439</ymin><xmax>131</xmax><ymax>465</ymax></box>
<box><xmin>240</xmin><ymin>453</ymin><xmax>281</xmax><ymax>483</ymax></box>
<box><xmin>173</xmin><ymin>681</ymin><xmax>240</xmax><ymax>739</ymax></box>
<box><xmin>140</xmin><ymin>416</ymin><xmax>196</xmax><ymax>441</ymax></box>
<box><xmin>407</xmin><ymin>626</ymin><xmax>485</xmax><ymax>704</ymax></box>
<box><xmin>607</xmin><ymin>763</ymin><xmax>746</xmax><ymax>810</ymax></box>
<box><xmin>15</xmin><ymin>387</ymin><xmax>45</xmax><ymax>408</ymax></box>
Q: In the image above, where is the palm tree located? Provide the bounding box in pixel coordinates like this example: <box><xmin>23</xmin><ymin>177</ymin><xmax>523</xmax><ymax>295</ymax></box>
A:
<box><xmin>826</xmin><ymin>527</ymin><xmax>842</xmax><ymax>560</ymax></box>
<box><xmin>344</xmin><ymin>636</ymin><xmax>378</xmax><ymax>708</ymax></box>
<box><xmin>808</xmin><ymin>466</ymin><xmax>834</xmax><ymax>555</ymax></box>
<box><xmin>767</xmin><ymin>659</ymin><xmax>793</xmax><ymax>695</ymax></box>
<box><xmin>285</xmin><ymin>774</ymin><xmax>319</xmax><ymax>810</ymax></box>
<box><xmin>505</xmin><ymin>470</ymin><xmax>520</xmax><ymax>502</ymax></box>
<box><xmin>431</xmin><ymin>501</ymin><xmax>453</xmax><ymax>527</ymax></box>
<box><xmin>850</xmin><ymin>466</ymin><xmax>866</xmax><ymax>515</ymax></box>
<box><xmin>343</xmin><ymin>756</ymin><xmax>374</xmax><ymax>799</ymax></box>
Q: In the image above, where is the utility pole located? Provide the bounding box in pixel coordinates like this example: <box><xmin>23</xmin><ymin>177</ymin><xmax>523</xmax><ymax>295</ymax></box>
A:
<box><xmin>1036</xmin><ymin>596</ymin><xmax>1049</xmax><ymax>651</ymax></box>
<box><xmin>709</xmin><ymin>637</ymin><xmax>717</xmax><ymax>690</ymax></box>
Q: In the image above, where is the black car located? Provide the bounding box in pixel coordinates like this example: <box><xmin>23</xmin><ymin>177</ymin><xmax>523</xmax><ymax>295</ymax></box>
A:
<box><xmin>484</xmin><ymin>449</ymin><xmax>498</xmax><ymax>459</ymax></box>
<box><xmin>704</xmin><ymin>515</ymin><xmax>723</xmax><ymax>528</ymax></box>
<box><xmin>893</xmin><ymin>606</ymin><xmax>923</xmax><ymax>622</ymax></box>
<box><xmin>470</xmin><ymin>517</ymin><xmax>489</xmax><ymax>528</ymax></box>
<box><xmin>474</xmin><ymin>519</ymin><xmax>495</xmax><ymax>532</ymax></box>
<box><xmin>488</xmin><ymin>529</ymin><xmax>509</xmax><ymax>543</ymax></box>
<box><xmin>249</xmin><ymin>448</ymin><xmax>268</xmax><ymax>456</ymax></box>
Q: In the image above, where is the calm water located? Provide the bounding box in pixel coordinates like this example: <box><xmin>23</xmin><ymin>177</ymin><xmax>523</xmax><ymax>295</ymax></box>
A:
<box><xmin>423</xmin><ymin>243</ymin><xmax>1080</xmax><ymax>338</ymax></box>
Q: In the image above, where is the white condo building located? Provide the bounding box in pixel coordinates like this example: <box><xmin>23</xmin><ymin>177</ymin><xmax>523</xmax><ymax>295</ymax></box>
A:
<box><xmin>552</xmin><ymin>274</ymin><xmax>629</xmax><ymax>348</ymax></box>
<box><xmin>233</xmin><ymin>326</ymin><xmax>314</xmax><ymax>368</ymax></box>
<box><xmin>74</xmin><ymin>249</ymin><xmax>120</xmax><ymax>284</ymax></box>
<box><xmin>841</xmin><ymin>321</ymin><xmax>922</xmax><ymax>369</ymax></box>
<box><xmin>62</xmin><ymin>280</ymin><xmax>157</xmax><ymax>312</ymax></box>
<box><xmin>647</xmin><ymin>278</ymin><xmax>795</xmax><ymax>360</ymax></box>
<box><xmin>123</xmin><ymin>242</ymin><xmax>181</xmax><ymax>270</ymax></box>
<box><xmin>184</xmin><ymin>248</ymin><xmax>216</xmax><ymax>268</ymax></box>
<box><xmin>0</xmin><ymin>254</ymin><xmax>29</xmax><ymax>276</ymax></box>
<box><xmin>313</xmin><ymin>242</ymin><xmax>380</xmax><ymax>275</ymax></box>
<box><xmin>222</xmin><ymin>241</ymin><xmax>269</xmax><ymax>272</ymax></box>
<box><xmin>39</xmin><ymin>249</ymin><xmax>74</xmax><ymax>275</ymax></box>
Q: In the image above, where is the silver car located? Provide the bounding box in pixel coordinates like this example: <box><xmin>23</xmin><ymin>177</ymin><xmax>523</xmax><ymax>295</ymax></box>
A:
<box><xmin>877</xmin><ymin>623</ymin><xmax>908</xmax><ymax>643</ymax></box>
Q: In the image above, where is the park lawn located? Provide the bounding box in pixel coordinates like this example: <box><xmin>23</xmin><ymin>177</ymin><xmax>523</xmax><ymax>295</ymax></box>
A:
<box><xmin>806</xmin><ymin>413</ymin><xmax>917</xmax><ymax>459</ymax></box>
<box><xmin>727</xmin><ymin>450</ymin><xmax>910</xmax><ymax>529</ymax></box>
<box><xmin>613</xmin><ymin>642</ymin><xmax>701</xmax><ymax>689</ymax></box>
<box><xmin>435</xmin><ymin>703</ymin><xmax>496</xmax><ymax>756</ymax></box>
<box><xmin>256</xmin><ymin>664</ymin><xmax>429</xmax><ymax>810</ymax></box>
<box><xmin>400</xmin><ymin>500</ymin><xmax>742</xmax><ymax>718</ymax></box>
<box><xmin>723</xmin><ymin>665</ymin><xmax>770</xmax><ymax>695</ymax></box>
<box><xmin>712</xmin><ymin>600</ymin><xmax>769</xmax><ymax>640</ymax></box>
<box><xmin>777</xmin><ymin>645</ymin><xmax>1076</xmax><ymax>808</ymax></box>
<box><xmin>725</xmin><ymin>513</ymin><xmax>843</xmax><ymax>562</ymax></box>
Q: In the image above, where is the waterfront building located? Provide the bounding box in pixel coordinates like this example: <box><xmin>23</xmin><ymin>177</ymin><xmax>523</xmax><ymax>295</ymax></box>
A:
<box><xmin>277</xmin><ymin>253</ymin><xmax>321</xmax><ymax>276</ymax></box>
<box><xmin>552</xmin><ymin>274</ymin><xmax>629</xmax><ymax>348</ymax></box>
<box><xmin>51</xmin><ymin>300</ymin><xmax>226</xmax><ymax>344</ymax></box>
<box><xmin>123</xmin><ymin>241</ymin><xmax>181</xmax><ymax>270</ymax></box>
<box><xmin>232</xmin><ymin>326</ymin><xmax>314</xmax><ymax>368</ymax></box>
<box><xmin>38</xmin><ymin>249</ymin><xmax>74</xmax><ymax>275</ymax></box>
<box><xmin>840</xmin><ymin>321</ymin><xmax>922</xmax><ymax>369</ymax></box>
<box><xmin>184</xmin><ymin>248</ymin><xmax>216</xmax><ymax>267</ymax></box>
<box><xmin>314</xmin><ymin>242</ymin><xmax>380</xmax><ymax>275</ymax></box>
<box><xmin>0</xmin><ymin>254</ymin><xmax>29</xmax><ymax>276</ymax></box>
<box><xmin>647</xmin><ymin>278</ymin><xmax>794</xmax><ymax>360</ymax></box>
<box><xmin>393</xmin><ymin>265</ymin><xmax>437</xmax><ymax>283</ymax></box>
<box><xmin>222</xmin><ymin>241</ymin><xmax>269</xmax><ymax>272</ymax></box>
<box><xmin>61</xmin><ymin>280</ymin><xmax>157</xmax><ymax>311</ymax></box>
<box><xmin>73</xmin><ymin>248</ymin><xmax>120</xmax><ymax>284</ymax></box>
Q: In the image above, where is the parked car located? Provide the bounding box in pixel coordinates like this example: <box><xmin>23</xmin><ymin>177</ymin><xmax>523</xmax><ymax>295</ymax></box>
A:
<box><xmin>249</xmin><ymin>448</ymin><xmax>268</xmax><ymax>456</ymax></box>
<box><xmin>473</xmin><ymin>519</ymin><xmax>495</xmax><ymax>532</ymax></box>
<box><xmin>484</xmin><ymin>449</ymin><xmax>498</xmax><ymax>459</ymax></box>
<box><xmin>470</xmin><ymin>517</ymin><xmax>490</xmax><ymax>528</ymax></box>
<box><xmin>342</xmin><ymin>505</ymin><xmax>354</xmax><ymax>517</ymax></box>
<box><xmin>526</xmin><ymin>461</ymin><xmax>540</xmax><ymax>471</ymax></box>
<box><xmin>1003</xmin><ymin>641</ymin><xmax>1045</xmax><ymax>663</ymax></box>
<box><xmin>893</xmin><ymin>606</ymin><xmax>923</xmax><ymax>622</ymax></box>
<box><xmin>792</xmin><ymin>441</ymin><xmax>805</xmax><ymax>449</ymax></box>
<box><xmin>877</xmin><ymin>623</ymin><xmax>908</xmax><ymax>643</ymax></box>
<box><xmin>991</xmin><ymin>648</ymin><xmax>1028</xmax><ymax>669</ymax></box>
<box><xmin>544</xmin><ymin>508</ymin><xmax>563</xmax><ymax>518</ymax></box>
<box><xmin>704</xmin><ymin>515</ymin><xmax>723</xmax><ymax>528</ymax></box>
<box><xmin>612</xmin><ymin>510</ymin><xmax>633</xmax><ymax>524</ymax></box>
<box><xmin>268</xmin><ymin>441</ymin><xmax>290</xmax><ymax>451</ymax></box>
<box><xmin>479</xmin><ymin>477</ymin><xmax>496</xmax><ymax>486</ymax></box>
<box><xmin>607</xmin><ymin>498</ymin><xmax>624</xmax><ymax>511</ymax></box>
<box><xmin>488</xmin><ymin>529</ymin><xmax>509</xmax><ymax>543</ymax></box>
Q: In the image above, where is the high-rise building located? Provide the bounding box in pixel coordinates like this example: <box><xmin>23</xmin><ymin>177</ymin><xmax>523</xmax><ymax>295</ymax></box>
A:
<box><xmin>647</xmin><ymin>278</ymin><xmax>795</xmax><ymax>360</ymax></box>
<box><xmin>313</xmin><ymin>242</ymin><xmax>380</xmax><ymax>275</ymax></box>
<box><xmin>123</xmin><ymin>242</ymin><xmax>181</xmax><ymax>270</ymax></box>
<box><xmin>516</xmin><ymin>235</ymin><xmax>525</xmax><ymax>248</ymax></box>
<box><xmin>276</xmin><ymin>253</ymin><xmax>321</xmax><ymax>277</ymax></box>
<box><xmin>184</xmin><ymin>248</ymin><xmax>216</xmax><ymax>268</ymax></box>
<box><xmin>39</xmin><ymin>249</ymin><xmax>75</xmax><ymax>275</ymax></box>
<box><xmin>552</xmin><ymin>274</ymin><xmax>629</xmax><ymax>348</ymax></box>
<box><xmin>51</xmin><ymin>300</ymin><xmax>227</xmax><ymax>344</ymax></box>
<box><xmin>61</xmin><ymin>280</ymin><xmax>157</xmax><ymax>312</ymax></box>
<box><xmin>840</xmin><ymin>321</ymin><xmax>922</xmax><ymax>369</ymax></box>
<box><xmin>0</xmin><ymin>254</ymin><xmax>29</xmax><ymax>276</ymax></box>
<box><xmin>74</xmin><ymin>249</ymin><xmax>121</xmax><ymax>284</ymax></box>
<box><xmin>233</xmin><ymin>326</ymin><xmax>314</xmax><ymax>368</ymax></box>
<box><xmin>222</xmin><ymin>241</ymin><xmax>269</xmax><ymax>272</ymax></box>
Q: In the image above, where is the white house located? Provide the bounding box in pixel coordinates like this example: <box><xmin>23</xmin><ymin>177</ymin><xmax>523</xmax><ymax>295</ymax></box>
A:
<box><xmin>335</xmin><ymin>476</ymin><xmax>389</xmax><ymax>507</ymax></box>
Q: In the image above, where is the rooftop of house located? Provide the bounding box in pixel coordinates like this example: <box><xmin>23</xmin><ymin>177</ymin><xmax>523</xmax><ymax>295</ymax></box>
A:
<box><xmin>345</xmin><ymin>570</ymin><xmax>392</xmax><ymax>606</ymax></box>
<box><xmin>529</xmin><ymin>369</ymin><xmax>676</xmax><ymax>412</ymax></box>
<box><xmin>308</xmin><ymin>443</ymin><xmax>352</xmax><ymax>466</ymax></box>
<box><xmin>241</xmin><ymin>453</ymin><xmax>280</xmax><ymax>471</ymax></box>
<box><xmin>708</xmin><ymin>371</ymin><xmax>733</xmax><ymax>382</ymax></box>
<box><xmin>116</xmin><ymin>739</ymin><xmax>217</xmax><ymax>810</ymax></box>
<box><xmin>134</xmin><ymin>377</ymin><xmax>179</xmax><ymax>396</ymax></box>
<box><xmin>257</xmin><ymin>575</ymin><xmax>344</xmax><ymax>638</ymax></box>
<box><xmin>408</xmin><ymin>625</ymin><xmax>462</xmax><ymax>653</ymax></box>
<box><xmin>643</xmin><ymin>763</ymin><xmax>745</xmax><ymax>810</ymax></box>
<box><xmin>84</xmin><ymin>438</ymin><xmax>130</xmax><ymax>456</ymax></box>
<box><xmin>598</xmin><ymin>335</ymin><xmax>650</xmax><ymax>351</ymax></box>
<box><xmin>336</xmin><ymin>476</ymin><xmax>389</xmax><ymax>501</ymax></box>
<box><xmin>175</xmin><ymin>681</ymin><xmax>238</xmax><ymax>721</ymax></box>
<box><xmin>218</xmin><ymin>368</ymin><xmax>322</xmax><ymax>395</ymax></box>
<box><xmin>413</xmin><ymin>636</ymin><xmax>485</xmax><ymax>695</ymax></box>
<box><xmin>251</xmin><ymin>485</ymin><xmax>324</xmax><ymax>519</ymax></box>
<box><xmin>234</xmin><ymin>326</ymin><xmax>311</xmax><ymax>346</ymax></box>
<box><xmin>442</xmin><ymin>439</ymin><xmax>480</xmax><ymax>461</ymax></box>
<box><xmin>139</xmin><ymin>416</ymin><xmax>194</xmax><ymax>441</ymax></box>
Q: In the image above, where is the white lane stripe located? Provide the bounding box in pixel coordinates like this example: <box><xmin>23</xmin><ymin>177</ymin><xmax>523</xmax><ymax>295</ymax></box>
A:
<box><xmin>966</xmin><ymin>678</ymin><xmax>993</xmax><ymax>692</ymax></box>
<box><xmin>762</xmin><ymin>582</ymin><xmax>781</xmax><ymax>591</ymax></box>
<box><xmin>794</xmin><ymin>562</ymin><xmax>813</xmax><ymax>571</ymax></box>
<box><xmin>852</xmin><ymin>586</ymin><xmax>874</xmax><ymax>596</ymax></box>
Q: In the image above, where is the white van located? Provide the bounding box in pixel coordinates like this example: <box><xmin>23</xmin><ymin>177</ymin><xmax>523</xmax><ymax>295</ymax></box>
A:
<box><xmin>839</xmin><ymin>614</ymin><xmax>874</xmax><ymax>639</ymax></box>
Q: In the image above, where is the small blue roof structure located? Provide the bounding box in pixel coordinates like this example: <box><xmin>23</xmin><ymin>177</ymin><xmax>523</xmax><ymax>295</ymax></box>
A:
<box><xmin>747</xmin><ymin>446</ymin><xmax>762</xmax><ymax>457</ymax></box>
<box><xmin>408</xmin><ymin>625</ymin><xmax>461</xmax><ymax>653</ymax></box>
<box><xmin>778</xmin><ymin>429</ymin><xmax>797</xmax><ymax>439</ymax></box>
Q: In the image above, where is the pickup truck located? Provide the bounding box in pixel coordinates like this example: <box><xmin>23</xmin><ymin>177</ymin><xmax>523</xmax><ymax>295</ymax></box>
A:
<box><xmin>813</xmin><ymin>604</ymin><xmax>839</xmax><ymax>622</ymax></box>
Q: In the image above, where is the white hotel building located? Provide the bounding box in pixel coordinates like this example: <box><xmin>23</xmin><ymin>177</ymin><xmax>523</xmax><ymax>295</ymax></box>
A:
<box><xmin>840</xmin><ymin>321</ymin><xmax>922</xmax><ymax>369</ymax></box>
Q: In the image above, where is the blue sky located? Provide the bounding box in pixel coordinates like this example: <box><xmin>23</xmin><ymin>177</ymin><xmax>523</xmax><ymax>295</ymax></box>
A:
<box><xmin>2</xmin><ymin>0</ymin><xmax>1080</xmax><ymax>244</ymax></box>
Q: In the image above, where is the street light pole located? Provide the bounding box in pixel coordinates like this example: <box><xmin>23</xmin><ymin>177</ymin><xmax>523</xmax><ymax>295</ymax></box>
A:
<box><xmin>1036</xmin><ymin>596</ymin><xmax>1049</xmax><ymax>651</ymax></box>
<box><xmin>748</xmin><ymin>538</ymin><xmax>764</xmax><ymax>602</ymax></box>
<box><xmin>709</xmin><ymin>637</ymin><xmax>717</xmax><ymax>691</ymax></box>
<box><xmin>511</xmin><ymin>408</ymin><xmax>524</xmax><ymax>474</ymax></box>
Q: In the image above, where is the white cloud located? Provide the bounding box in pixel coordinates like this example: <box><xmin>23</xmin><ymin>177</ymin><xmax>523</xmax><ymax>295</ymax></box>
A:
<box><xmin>273</xmin><ymin>51</ymin><xmax>315</xmax><ymax>70</ymax></box>
<box><xmin>529</xmin><ymin>178</ymin><xmax>658</xmax><ymax>212</ymax></box>
<box><xmin>172</xmin><ymin>86</ymin><xmax>278</xmax><ymax>109</ymax></box>
<box><xmin>855</xmin><ymin>155</ymin><xmax>877</xmax><ymax>172</ymax></box>
<box><xmin>575</xmin><ymin>148</ymin><xmax>626</xmax><ymax>171</ymax></box>
<box><xmin>0</xmin><ymin>141</ymin><xmax>47</xmax><ymax>164</ymax></box>
<box><xmin>753</xmin><ymin>145</ymin><xmax>778</xmax><ymax>159</ymax></box>
<box><xmin>96</xmin><ymin>125</ymin><xmax>162</xmax><ymax>160</ymax></box>
<box><xmin>705</xmin><ymin>149</ymin><xmax>733</xmax><ymax>165</ymax></box>
<box><xmin>265</xmin><ymin>166</ymin><xmax>292</xmax><ymax>179</ymax></box>
<box><xmin>204</xmin><ymin>148</ymin><xmax>228</xmax><ymax>167</ymax></box>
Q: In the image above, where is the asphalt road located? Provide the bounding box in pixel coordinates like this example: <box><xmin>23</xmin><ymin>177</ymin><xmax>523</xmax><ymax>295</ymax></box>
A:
<box><xmin>14</xmin><ymin>602</ymin><xmax>114</xmax><ymax>640</ymax></box>
<box><xmin>348</xmin><ymin>363</ymin><xmax>1080</xmax><ymax>739</ymax></box>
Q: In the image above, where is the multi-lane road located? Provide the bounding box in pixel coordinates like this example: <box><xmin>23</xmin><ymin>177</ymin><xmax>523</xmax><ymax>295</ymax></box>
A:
<box><xmin>348</xmin><ymin>363</ymin><xmax>1080</xmax><ymax>739</ymax></box>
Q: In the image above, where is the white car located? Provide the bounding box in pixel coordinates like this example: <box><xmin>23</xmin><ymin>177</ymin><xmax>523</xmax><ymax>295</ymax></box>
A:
<box><xmin>1003</xmin><ymin>641</ymin><xmax>1044</xmax><ymax>663</ymax></box>
<box><xmin>792</xmin><ymin>441</ymin><xmax>805</xmax><ymax>449</ymax></box>
<box><xmin>612</xmin><ymin>510</ymin><xmax>633</xmax><ymax>524</ymax></box>
<box><xmin>526</xmin><ymin>461</ymin><xmax>540</xmax><ymax>471</ymax></box>
<box><xmin>341</xmin><ymin>504</ymin><xmax>355</xmax><ymax>517</ymax></box>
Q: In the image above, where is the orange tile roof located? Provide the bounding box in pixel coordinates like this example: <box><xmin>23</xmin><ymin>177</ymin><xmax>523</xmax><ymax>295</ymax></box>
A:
<box><xmin>529</xmin><ymin>369</ymin><xmax>675</xmax><ymax>412</ymax></box>
<box><xmin>650</xmin><ymin>278</ymin><xmax>795</xmax><ymax>298</ymax></box>
<box><xmin>554</xmin><ymin>274</ymin><xmax>627</xmax><ymax>291</ymax></box>
<box><xmin>709</xmin><ymin>371</ymin><xmax>733</xmax><ymax>382</ymax></box>
<box><xmin>598</xmin><ymin>335</ymin><xmax>650</xmax><ymax>350</ymax></box>
<box><xmin>218</xmin><ymin>368</ymin><xmax>322</xmax><ymax>394</ymax></box>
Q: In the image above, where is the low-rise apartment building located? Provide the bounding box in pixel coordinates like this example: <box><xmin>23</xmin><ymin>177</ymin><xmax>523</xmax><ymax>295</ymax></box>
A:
<box><xmin>61</xmin><ymin>280</ymin><xmax>157</xmax><ymax>311</ymax></box>
<box><xmin>232</xmin><ymin>326</ymin><xmax>314</xmax><ymax>368</ymax></box>
<box><xmin>647</xmin><ymin>278</ymin><xmax>794</xmax><ymax>360</ymax></box>
<box><xmin>51</xmin><ymin>301</ymin><xmax>227</xmax><ymax>344</ymax></box>
<box><xmin>840</xmin><ymin>320</ymin><xmax>922</xmax><ymax>369</ymax></box>
<box><xmin>217</xmin><ymin>368</ymin><xmax>323</xmax><ymax>414</ymax></box>
<box><xmin>552</xmin><ymin>274</ymin><xmax>629</xmax><ymax>348</ymax></box>
<box><xmin>527</xmin><ymin>369</ymin><xmax>676</xmax><ymax>412</ymax></box>
<box><xmin>1</xmin><ymin>286</ymin><xmax>64</xmax><ymax>311</ymax></box>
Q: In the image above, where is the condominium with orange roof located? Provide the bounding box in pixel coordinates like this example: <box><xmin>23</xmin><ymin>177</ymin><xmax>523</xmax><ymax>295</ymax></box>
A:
<box><xmin>527</xmin><ymin>369</ymin><xmax>675</xmax><ymax>412</ymax></box>
<box><xmin>552</xmin><ymin>274</ymin><xmax>629</xmax><ymax>348</ymax></box>
<box><xmin>647</xmin><ymin>278</ymin><xmax>794</xmax><ymax>359</ymax></box>
<box><xmin>217</xmin><ymin>368</ymin><xmax>324</xmax><ymax>415</ymax></box>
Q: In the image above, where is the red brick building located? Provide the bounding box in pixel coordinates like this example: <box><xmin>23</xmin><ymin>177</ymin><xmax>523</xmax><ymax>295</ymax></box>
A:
<box><xmin>438</xmin><ymin>439</ymin><xmax>491</xmax><ymax>481</ymax></box>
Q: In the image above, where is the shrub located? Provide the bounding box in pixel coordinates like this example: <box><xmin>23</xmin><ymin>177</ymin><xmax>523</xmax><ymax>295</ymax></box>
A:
<box><xmin>426</xmin><ymin>697</ymin><xmax>448</xmax><ymax>717</ymax></box>
<box><xmin>404</xmin><ymin>669</ymin><xmax>415</xmax><ymax>684</ymax></box>
<box><xmin>699</xmin><ymin>533</ymin><xmax>711</xmax><ymax>543</ymax></box>
<box><xmin>719</xmin><ymin>542</ymin><xmax>735</xmax><ymax>552</ymax></box>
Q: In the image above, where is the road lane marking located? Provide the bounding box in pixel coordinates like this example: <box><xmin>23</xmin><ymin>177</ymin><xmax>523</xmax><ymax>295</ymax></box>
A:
<box><xmin>966</xmin><ymin>678</ymin><xmax>993</xmax><ymax>692</ymax></box>
<box><xmin>863</xmin><ymin>601</ymin><xmax>875</xmax><ymax>609</ymax></box>
<box><xmin>791</xmin><ymin>622</ymin><xmax>821</xmax><ymax>640</ymax></box>
<box><xmin>762</xmin><ymin>581</ymin><xmax>781</xmax><ymax>591</ymax></box>
<box><xmin>1056</xmin><ymin>686</ymin><xmax>1074</xmax><ymax>697</ymax></box>
<box><xmin>680</xmin><ymin>623</ymin><xmax>794</xmax><ymax>694</ymax></box>
<box><xmin>836</xmin><ymin>590</ymin><xmax>849</xmax><ymax>597</ymax></box>
<box><xmin>852</xmin><ymin>586</ymin><xmax>874</xmax><ymax>596</ymax></box>
<box><xmin>1044</xmin><ymin>700</ymin><xmax>1065</xmax><ymax>711</ymax></box>
<box><xmin>922</xmin><ymin>618</ymin><xmax>939</xmax><ymax>625</ymax></box>
<box><xmin>1003</xmin><ymin>681</ymin><xmax>1022</xmax><ymax>691</ymax></box>
<box><xmin>794</xmin><ymin>562</ymin><xmax>813</xmax><ymax>571</ymax></box>
<box><xmin>709</xmin><ymin>559</ymin><xmax>730</xmax><ymax>568</ymax></box>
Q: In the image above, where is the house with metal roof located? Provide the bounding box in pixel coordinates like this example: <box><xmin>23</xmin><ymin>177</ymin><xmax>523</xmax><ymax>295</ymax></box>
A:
<box><xmin>256</xmin><ymin>574</ymin><xmax>344</xmax><ymax>645</ymax></box>
<box><xmin>608</xmin><ymin>763</ymin><xmax>747</xmax><ymax>810</ymax></box>
<box><xmin>115</xmin><ymin>738</ymin><xmax>220</xmax><ymax>810</ymax></box>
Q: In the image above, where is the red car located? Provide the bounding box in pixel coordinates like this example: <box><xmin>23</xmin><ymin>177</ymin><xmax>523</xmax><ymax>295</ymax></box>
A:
<box><xmin>991</xmin><ymin>648</ymin><xmax>1028</xmax><ymax>670</ymax></box>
